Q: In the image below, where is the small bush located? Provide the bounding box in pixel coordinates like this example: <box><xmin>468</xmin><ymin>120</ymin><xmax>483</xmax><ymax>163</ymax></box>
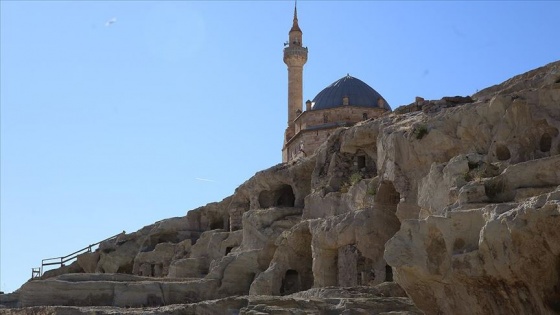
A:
<box><xmin>413</xmin><ymin>125</ymin><xmax>428</xmax><ymax>139</ymax></box>
<box><xmin>350</xmin><ymin>172</ymin><xmax>363</xmax><ymax>186</ymax></box>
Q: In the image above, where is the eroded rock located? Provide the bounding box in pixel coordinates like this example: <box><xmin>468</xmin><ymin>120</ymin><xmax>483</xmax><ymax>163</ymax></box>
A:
<box><xmin>4</xmin><ymin>60</ymin><xmax>560</xmax><ymax>315</ymax></box>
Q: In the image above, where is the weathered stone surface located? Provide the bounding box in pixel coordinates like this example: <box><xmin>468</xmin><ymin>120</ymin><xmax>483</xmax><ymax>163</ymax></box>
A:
<box><xmin>16</xmin><ymin>274</ymin><xmax>219</xmax><ymax>308</ymax></box>
<box><xmin>208</xmin><ymin>208</ymin><xmax>302</xmax><ymax>297</ymax></box>
<box><xmin>0</xmin><ymin>286</ymin><xmax>421</xmax><ymax>315</ymax></box>
<box><xmin>309</xmin><ymin>206</ymin><xmax>400</xmax><ymax>288</ymax></box>
<box><xmin>167</xmin><ymin>258</ymin><xmax>206</xmax><ymax>278</ymax></box>
<box><xmin>0</xmin><ymin>292</ymin><xmax>19</xmax><ymax>309</ymax></box>
<box><xmin>234</xmin><ymin>156</ymin><xmax>315</xmax><ymax>211</ymax></box>
<box><xmin>40</xmin><ymin>261</ymin><xmax>83</xmax><ymax>280</ymax></box>
<box><xmin>76</xmin><ymin>251</ymin><xmax>100</xmax><ymax>274</ymax></box>
<box><xmin>250</xmin><ymin>222</ymin><xmax>313</xmax><ymax>296</ymax></box>
<box><xmin>132</xmin><ymin>241</ymin><xmax>184</xmax><ymax>277</ymax></box>
<box><xmin>385</xmin><ymin>188</ymin><xmax>560</xmax><ymax>315</ymax></box>
<box><xmin>377</xmin><ymin>62</ymin><xmax>560</xmax><ymax>223</ymax></box>
<box><xmin>208</xmin><ymin>250</ymin><xmax>261</xmax><ymax>297</ymax></box>
<box><xmin>241</xmin><ymin>284</ymin><xmax>422</xmax><ymax>315</ymax></box>
<box><xmin>0</xmin><ymin>297</ymin><xmax>248</xmax><ymax>315</ymax></box>
<box><xmin>291</xmin><ymin>282</ymin><xmax>408</xmax><ymax>299</ymax></box>
<box><xmin>418</xmin><ymin>154</ymin><xmax>481</xmax><ymax>217</ymax></box>
<box><xmin>97</xmin><ymin>238</ymin><xmax>139</xmax><ymax>274</ymax></box>
<box><xmin>190</xmin><ymin>230</ymin><xmax>242</xmax><ymax>270</ymax></box>
<box><xmin>241</xmin><ymin>207</ymin><xmax>302</xmax><ymax>252</ymax></box>
<box><xmin>473</xmin><ymin>60</ymin><xmax>560</xmax><ymax>100</ymax></box>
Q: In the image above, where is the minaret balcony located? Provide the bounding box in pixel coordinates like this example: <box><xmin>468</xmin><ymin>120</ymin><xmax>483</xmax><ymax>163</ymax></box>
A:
<box><xmin>283</xmin><ymin>46</ymin><xmax>308</xmax><ymax>58</ymax></box>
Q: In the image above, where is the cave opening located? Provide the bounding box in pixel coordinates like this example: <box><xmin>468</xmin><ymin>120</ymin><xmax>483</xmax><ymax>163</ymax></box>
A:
<box><xmin>540</xmin><ymin>133</ymin><xmax>552</xmax><ymax>152</ymax></box>
<box><xmin>357</xmin><ymin>155</ymin><xmax>366</xmax><ymax>169</ymax></box>
<box><xmin>209</xmin><ymin>220</ymin><xmax>224</xmax><ymax>230</ymax></box>
<box><xmin>258</xmin><ymin>184</ymin><xmax>295</xmax><ymax>208</ymax></box>
<box><xmin>276</xmin><ymin>185</ymin><xmax>295</xmax><ymax>207</ymax></box>
<box><xmin>495</xmin><ymin>144</ymin><xmax>511</xmax><ymax>161</ymax></box>
<box><xmin>385</xmin><ymin>265</ymin><xmax>393</xmax><ymax>282</ymax></box>
<box><xmin>280</xmin><ymin>269</ymin><xmax>301</xmax><ymax>296</ymax></box>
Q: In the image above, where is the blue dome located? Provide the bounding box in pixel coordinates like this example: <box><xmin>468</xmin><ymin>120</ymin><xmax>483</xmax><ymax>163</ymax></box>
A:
<box><xmin>311</xmin><ymin>75</ymin><xmax>390</xmax><ymax>111</ymax></box>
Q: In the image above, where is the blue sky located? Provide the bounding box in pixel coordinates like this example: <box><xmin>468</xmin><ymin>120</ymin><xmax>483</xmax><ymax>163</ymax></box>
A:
<box><xmin>1</xmin><ymin>1</ymin><xmax>559</xmax><ymax>293</ymax></box>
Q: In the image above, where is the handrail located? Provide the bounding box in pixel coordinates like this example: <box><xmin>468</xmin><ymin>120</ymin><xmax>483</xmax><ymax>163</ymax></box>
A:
<box><xmin>31</xmin><ymin>231</ymin><xmax>124</xmax><ymax>278</ymax></box>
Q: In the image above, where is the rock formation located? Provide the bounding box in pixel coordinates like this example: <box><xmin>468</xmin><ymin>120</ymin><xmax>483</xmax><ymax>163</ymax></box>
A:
<box><xmin>1</xmin><ymin>60</ymin><xmax>559</xmax><ymax>314</ymax></box>
<box><xmin>384</xmin><ymin>60</ymin><xmax>560</xmax><ymax>315</ymax></box>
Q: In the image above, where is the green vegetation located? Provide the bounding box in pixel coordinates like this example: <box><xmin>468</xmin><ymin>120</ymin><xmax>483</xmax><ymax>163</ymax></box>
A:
<box><xmin>413</xmin><ymin>125</ymin><xmax>429</xmax><ymax>139</ymax></box>
<box><xmin>339</xmin><ymin>172</ymin><xmax>364</xmax><ymax>193</ymax></box>
<box><xmin>350</xmin><ymin>172</ymin><xmax>363</xmax><ymax>186</ymax></box>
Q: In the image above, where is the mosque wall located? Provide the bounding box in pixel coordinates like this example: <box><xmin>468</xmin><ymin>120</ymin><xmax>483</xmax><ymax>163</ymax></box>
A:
<box><xmin>285</xmin><ymin>106</ymin><xmax>387</xmax><ymax>162</ymax></box>
<box><xmin>285</xmin><ymin>128</ymin><xmax>330</xmax><ymax>162</ymax></box>
<box><xmin>294</xmin><ymin>107</ymin><xmax>386</xmax><ymax>134</ymax></box>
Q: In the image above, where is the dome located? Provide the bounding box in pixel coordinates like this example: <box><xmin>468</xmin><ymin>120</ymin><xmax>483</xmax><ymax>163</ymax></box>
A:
<box><xmin>311</xmin><ymin>75</ymin><xmax>390</xmax><ymax>111</ymax></box>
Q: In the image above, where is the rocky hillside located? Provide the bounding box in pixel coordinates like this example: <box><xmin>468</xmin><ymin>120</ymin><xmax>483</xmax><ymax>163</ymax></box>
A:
<box><xmin>1</xmin><ymin>60</ymin><xmax>559</xmax><ymax>315</ymax></box>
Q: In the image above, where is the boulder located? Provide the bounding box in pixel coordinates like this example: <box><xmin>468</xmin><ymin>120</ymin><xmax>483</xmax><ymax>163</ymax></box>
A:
<box><xmin>76</xmin><ymin>251</ymin><xmax>100</xmax><ymax>274</ymax></box>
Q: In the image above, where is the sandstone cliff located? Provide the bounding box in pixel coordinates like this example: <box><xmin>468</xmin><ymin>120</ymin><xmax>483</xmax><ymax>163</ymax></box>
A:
<box><xmin>1</xmin><ymin>60</ymin><xmax>559</xmax><ymax>314</ymax></box>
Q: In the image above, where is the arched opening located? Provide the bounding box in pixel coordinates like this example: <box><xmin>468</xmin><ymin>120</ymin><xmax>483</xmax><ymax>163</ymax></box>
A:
<box><xmin>280</xmin><ymin>269</ymin><xmax>301</xmax><ymax>295</ymax></box>
<box><xmin>375</xmin><ymin>181</ymin><xmax>400</xmax><ymax>205</ymax></box>
<box><xmin>385</xmin><ymin>265</ymin><xmax>393</xmax><ymax>282</ymax></box>
<box><xmin>258</xmin><ymin>184</ymin><xmax>295</xmax><ymax>208</ymax></box>
<box><xmin>540</xmin><ymin>133</ymin><xmax>552</xmax><ymax>152</ymax></box>
<box><xmin>209</xmin><ymin>220</ymin><xmax>224</xmax><ymax>230</ymax></box>
<box><xmin>495</xmin><ymin>144</ymin><xmax>511</xmax><ymax>161</ymax></box>
<box><xmin>274</xmin><ymin>225</ymin><xmax>313</xmax><ymax>294</ymax></box>
<box><xmin>276</xmin><ymin>185</ymin><xmax>295</xmax><ymax>207</ymax></box>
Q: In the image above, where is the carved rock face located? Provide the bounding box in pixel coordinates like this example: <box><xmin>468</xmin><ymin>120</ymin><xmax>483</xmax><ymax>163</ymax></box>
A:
<box><xmin>383</xmin><ymin>60</ymin><xmax>560</xmax><ymax>315</ymax></box>
<box><xmin>5</xmin><ymin>61</ymin><xmax>560</xmax><ymax>315</ymax></box>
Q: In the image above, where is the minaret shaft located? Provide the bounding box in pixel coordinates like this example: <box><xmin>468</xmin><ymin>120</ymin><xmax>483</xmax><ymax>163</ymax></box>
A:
<box><xmin>282</xmin><ymin>3</ymin><xmax>308</xmax><ymax>162</ymax></box>
<box><xmin>287</xmin><ymin>66</ymin><xmax>304</xmax><ymax>123</ymax></box>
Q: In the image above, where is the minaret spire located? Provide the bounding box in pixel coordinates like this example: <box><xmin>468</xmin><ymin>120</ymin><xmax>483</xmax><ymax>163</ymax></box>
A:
<box><xmin>290</xmin><ymin>0</ymin><xmax>301</xmax><ymax>33</ymax></box>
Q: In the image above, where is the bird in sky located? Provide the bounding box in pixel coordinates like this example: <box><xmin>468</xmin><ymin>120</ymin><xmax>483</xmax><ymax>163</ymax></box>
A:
<box><xmin>105</xmin><ymin>17</ymin><xmax>117</xmax><ymax>27</ymax></box>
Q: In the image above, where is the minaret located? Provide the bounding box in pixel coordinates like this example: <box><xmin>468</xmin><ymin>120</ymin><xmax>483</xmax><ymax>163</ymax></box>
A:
<box><xmin>282</xmin><ymin>2</ymin><xmax>308</xmax><ymax>162</ymax></box>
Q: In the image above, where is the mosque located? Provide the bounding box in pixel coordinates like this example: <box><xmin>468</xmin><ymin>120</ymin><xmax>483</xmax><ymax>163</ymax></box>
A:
<box><xmin>282</xmin><ymin>5</ymin><xmax>391</xmax><ymax>163</ymax></box>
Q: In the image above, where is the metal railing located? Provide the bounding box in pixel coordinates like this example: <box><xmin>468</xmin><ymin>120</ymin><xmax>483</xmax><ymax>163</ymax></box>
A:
<box><xmin>31</xmin><ymin>268</ymin><xmax>41</xmax><ymax>279</ymax></box>
<box><xmin>31</xmin><ymin>231</ymin><xmax>124</xmax><ymax>279</ymax></box>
